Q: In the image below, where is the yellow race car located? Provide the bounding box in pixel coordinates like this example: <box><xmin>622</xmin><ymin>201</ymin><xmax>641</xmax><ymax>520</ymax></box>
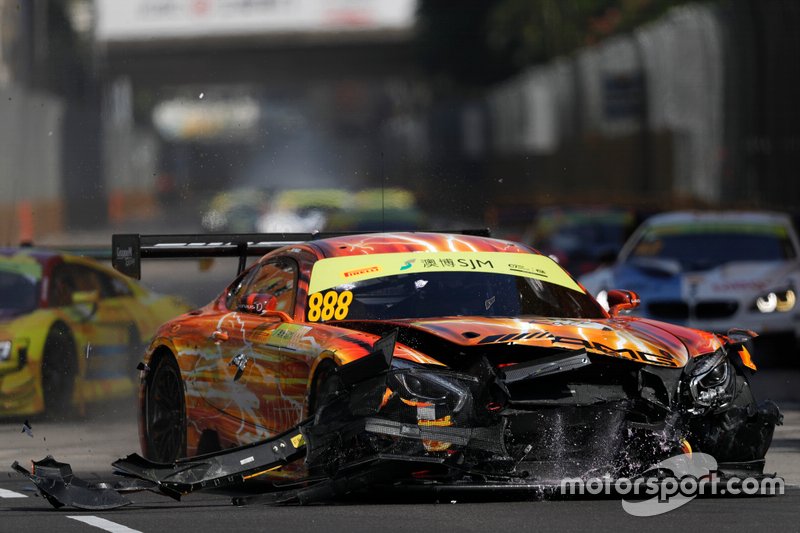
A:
<box><xmin>0</xmin><ymin>247</ymin><xmax>190</xmax><ymax>418</ymax></box>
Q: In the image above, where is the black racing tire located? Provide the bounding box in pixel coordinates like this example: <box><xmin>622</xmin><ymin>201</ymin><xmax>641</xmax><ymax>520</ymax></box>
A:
<box><xmin>144</xmin><ymin>354</ymin><xmax>186</xmax><ymax>463</ymax></box>
<box><xmin>308</xmin><ymin>360</ymin><xmax>340</xmax><ymax>415</ymax></box>
<box><xmin>41</xmin><ymin>326</ymin><xmax>77</xmax><ymax>420</ymax></box>
<box><xmin>307</xmin><ymin>360</ymin><xmax>343</xmax><ymax>476</ymax></box>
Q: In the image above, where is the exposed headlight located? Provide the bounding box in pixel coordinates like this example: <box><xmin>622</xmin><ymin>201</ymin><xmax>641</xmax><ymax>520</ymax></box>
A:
<box><xmin>0</xmin><ymin>340</ymin><xmax>11</xmax><ymax>362</ymax></box>
<box><xmin>688</xmin><ymin>349</ymin><xmax>726</xmax><ymax>377</ymax></box>
<box><xmin>684</xmin><ymin>350</ymin><xmax>734</xmax><ymax>414</ymax></box>
<box><xmin>388</xmin><ymin>369</ymin><xmax>472</xmax><ymax>415</ymax></box>
<box><xmin>753</xmin><ymin>288</ymin><xmax>796</xmax><ymax>313</ymax></box>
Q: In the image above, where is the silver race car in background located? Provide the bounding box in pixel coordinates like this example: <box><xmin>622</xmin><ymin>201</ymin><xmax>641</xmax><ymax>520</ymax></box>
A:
<box><xmin>580</xmin><ymin>211</ymin><xmax>800</xmax><ymax>359</ymax></box>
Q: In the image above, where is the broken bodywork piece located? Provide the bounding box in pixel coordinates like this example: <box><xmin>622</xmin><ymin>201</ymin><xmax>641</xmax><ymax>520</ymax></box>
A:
<box><xmin>12</xmin><ymin>457</ymin><xmax>138</xmax><ymax>510</ymax></box>
<box><xmin>12</xmin><ymin>425</ymin><xmax>309</xmax><ymax>510</ymax></box>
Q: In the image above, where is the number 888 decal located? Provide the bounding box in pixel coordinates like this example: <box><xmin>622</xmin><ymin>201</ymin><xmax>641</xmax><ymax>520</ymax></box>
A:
<box><xmin>307</xmin><ymin>290</ymin><xmax>353</xmax><ymax>322</ymax></box>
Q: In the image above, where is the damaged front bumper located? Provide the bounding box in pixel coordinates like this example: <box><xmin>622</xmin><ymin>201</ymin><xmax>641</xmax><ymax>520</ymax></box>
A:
<box><xmin>12</xmin><ymin>330</ymin><xmax>783</xmax><ymax>509</ymax></box>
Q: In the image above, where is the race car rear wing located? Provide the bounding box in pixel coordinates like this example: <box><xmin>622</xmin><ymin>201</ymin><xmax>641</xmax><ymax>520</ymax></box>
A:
<box><xmin>112</xmin><ymin>230</ymin><xmax>491</xmax><ymax>279</ymax></box>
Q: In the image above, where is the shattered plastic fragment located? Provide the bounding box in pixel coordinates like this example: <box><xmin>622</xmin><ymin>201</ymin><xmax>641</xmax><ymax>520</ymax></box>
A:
<box><xmin>11</xmin><ymin>457</ymin><xmax>133</xmax><ymax>510</ymax></box>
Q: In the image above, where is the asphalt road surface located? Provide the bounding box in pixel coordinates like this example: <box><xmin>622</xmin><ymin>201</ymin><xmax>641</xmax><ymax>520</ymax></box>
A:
<box><xmin>1</xmin><ymin>392</ymin><xmax>798</xmax><ymax>533</ymax></box>
<box><xmin>0</xmin><ymin>482</ymin><xmax>798</xmax><ymax>533</ymax></box>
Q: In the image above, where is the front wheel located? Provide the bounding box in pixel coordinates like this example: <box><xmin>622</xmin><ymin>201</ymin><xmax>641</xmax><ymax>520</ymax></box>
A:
<box><xmin>308</xmin><ymin>360</ymin><xmax>341</xmax><ymax>415</ymax></box>
<box><xmin>144</xmin><ymin>354</ymin><xmax>186</xmax><ymax>462</ymax></box>
<box><xmin>41</xmin><ymin>326</ymin><xmax>77</xmax><ymax>419</ymax></box>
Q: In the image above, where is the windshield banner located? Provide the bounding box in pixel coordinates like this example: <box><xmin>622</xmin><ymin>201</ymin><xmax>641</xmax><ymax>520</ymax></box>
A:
<box><xmin>308</xmin><ymin>252</ymin><xmax>583</xmax><ymax>294</ymax></box>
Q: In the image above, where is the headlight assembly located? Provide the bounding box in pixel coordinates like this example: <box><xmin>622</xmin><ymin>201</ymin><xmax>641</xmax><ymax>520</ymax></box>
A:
<box><xmin>684</xmin><ymin>350</ymin><xmax>735</xmax><ymax>415</ymax></box>
<box><xmin>388</xmin><ymin>369</ymin><xmax>473</xmax><ymax>416</ymax></box>
<box><xmin>753</xmin><ymin>287</ymin><xmax>796</xmax><ymax>313</ymax></box>
<box><xmin>0</xmin><ymin>340</ymin><xmax>11</xmax><ymax>362</ymax></box>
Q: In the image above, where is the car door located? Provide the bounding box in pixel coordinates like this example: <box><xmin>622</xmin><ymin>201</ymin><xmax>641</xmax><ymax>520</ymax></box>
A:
<box><xmin>48</xmin><ymin>261</ymin><xmax>139</xmax><ymax>390</ymax></box>
<box><xmin>198</xmin><ymin>256</ymin><xmax>302</xmax><ymax>438</ymax></box>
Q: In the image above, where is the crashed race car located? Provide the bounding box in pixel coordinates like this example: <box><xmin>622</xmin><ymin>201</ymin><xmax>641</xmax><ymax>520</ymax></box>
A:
<box><xmin>13</xmin><ymin>231</ymin><xmax>781</xmax><ymax>508</ymax></box>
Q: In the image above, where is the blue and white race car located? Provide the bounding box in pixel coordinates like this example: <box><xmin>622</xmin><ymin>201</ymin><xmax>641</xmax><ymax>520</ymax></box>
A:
<box><xmin>580</xmin><ymin>210</ymin><xmax>800</xmax><ymax>353</ymax></box>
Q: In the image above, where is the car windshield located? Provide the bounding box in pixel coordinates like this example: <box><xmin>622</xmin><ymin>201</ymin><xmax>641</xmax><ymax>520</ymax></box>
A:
<box><xmin>326</xmin><ymin>272</ymin><xmax>605</xmax><ymax>320</ymax></box>
<box><xmin>628</xmin><ymin>224</ymin><xmax>795</xmax><ymax>271</ymax></box>
<box><xmin>549</xmin><ymin>221</ymin><xmax>628</xmax><ymax>255</ymax></box>
<box><xmin>0</xmin><ymin>271</ymin><xmax>38</xmax><ymax>317</ymax></box>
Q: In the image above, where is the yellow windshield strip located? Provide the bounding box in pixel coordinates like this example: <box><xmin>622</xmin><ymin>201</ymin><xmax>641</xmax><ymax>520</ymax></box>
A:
<box><xmin>309</xmin><ymin>252</ymin><xmax>582</xmax><ymax>294</ymax></box>
<box><xmin>0</xmin><ymin>256</ymin><xmax>42</xmax><ymax>279</ymax></box>
<box><xmin>652</xmin><ymin>223</ymin><xmax>787</xmax><ymax>237</ymax></box>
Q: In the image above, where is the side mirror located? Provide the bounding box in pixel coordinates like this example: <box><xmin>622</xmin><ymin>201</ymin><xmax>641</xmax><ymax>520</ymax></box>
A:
<box><xmin>607</xmin><ymin>289</ymin><xmax>640</xmax><ymax>317</ymax></box>
<box><xmin>239</xmin><ymin>293</ymin><xmax>277</xmax><ymax>315</ymax></box>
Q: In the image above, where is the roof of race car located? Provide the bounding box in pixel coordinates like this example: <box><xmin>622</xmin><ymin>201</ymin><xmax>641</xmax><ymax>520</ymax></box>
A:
<box><xmin>0</xmin><ymin>247</ymin><xmax>114</xmax><ymax>279</ymax></box>
<box><xmin>307</xmin><ymin>232</ymin><xmax>534</xmax><ymax>258</ymax></box>
<box><xmin>0</xmin><ymin>248</ymin><xmax>62</xmax><ymax>279</ymax></box>
<box><xmin>643</xmin><ymin>210</ymin><xmax>793</xmax><ymax>227</ymax></box>
<box><xmin>0</xmin><ymin>247</ymin><xmax>61</xmax><ymax>262</ymax></box>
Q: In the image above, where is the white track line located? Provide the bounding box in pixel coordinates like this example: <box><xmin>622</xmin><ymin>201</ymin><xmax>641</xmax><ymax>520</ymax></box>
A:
<box><xmin>66</xmin><ymin>516</ymin><xmax>142</xmax><ymax>533</ymax></box>
<box><xmin>0</xmin><ymin>488</ymin><xmax>27</xmax><ymax>498</ymax></box>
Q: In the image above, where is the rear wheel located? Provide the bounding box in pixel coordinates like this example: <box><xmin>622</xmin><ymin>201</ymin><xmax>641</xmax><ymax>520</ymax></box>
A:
<box><xmin>144</xmin><ymin>354</ymin><xmax>186</xmax><ymax>462</ymax></box>
<box><xmin>41</xmin><ymin>326</ymin><xmax>77</xmax><ymax>419</ymax></box>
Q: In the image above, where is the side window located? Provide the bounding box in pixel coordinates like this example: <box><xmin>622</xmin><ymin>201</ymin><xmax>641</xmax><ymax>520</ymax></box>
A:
<box><xmin>49</xmin><ymin>264</ymin><xmax>76</xmax><ymax>307</ymax></box>
<box><xmin>49</xmin><ymin>263</ymin><xmax>107</xmax><ymax>306</ymax></box>
<box><xmin>232</xmin><ymin>258</ymin><xmax>297</xmax><ymax>316</ymax></box>
<box><xmin>93</xmin><ymin>269</ymin><xmax>133</xmax><ymax>298</ymax></box>
<box><xmin>68</xmin><ymin>264</ymin><xmax>104</xmax><ymax>295</ymax></box>
<box><xmin>226</xmin><ymin>265</ymin><xmax>260</xmax><ymax>310</ymax></box>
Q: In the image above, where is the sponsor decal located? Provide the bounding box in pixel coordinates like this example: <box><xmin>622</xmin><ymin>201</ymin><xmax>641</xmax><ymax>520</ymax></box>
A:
<box><xmin>343</xmin><ymin>265</ymin><xmax>381</xmax><ymax>279</ymax></box>
<box><xmin>307</xmin><ymin>290</ymin><xmax>353</xmax><ymax>322</ymax></box>
<box><xmin>265</xmin><ymin>323</ymin><xmax>312</xmax><ymax>349</ymax></box>
<box><xmin>290</xmin><ymin>433</ymin><xmax>306</xmax><ymax>448</ymax></box>
<box><xmin>418</xmin><ymin>258</ymin><xmax>494</xmax><ymax>270</ymax></box>
<box><xmin>477</xmin><ymin>331</ymin><xmax>679</xmax><ymax>367</ymax></box>
<box><xmin>508</xmin><ymin>263</ymin><xmax>548</xmax><ymax>278</ymax></box>
<box><xmin>115</xmin><ymin>246</ymin><xmax>136</xmax><ymax>268</ymax></box>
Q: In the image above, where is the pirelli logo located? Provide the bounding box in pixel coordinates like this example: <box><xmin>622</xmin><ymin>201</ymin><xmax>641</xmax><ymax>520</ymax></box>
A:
<box><xmin>343</xmin><ymin>266</ymin><xmax>381</xmax><ymax>278</ymax></box>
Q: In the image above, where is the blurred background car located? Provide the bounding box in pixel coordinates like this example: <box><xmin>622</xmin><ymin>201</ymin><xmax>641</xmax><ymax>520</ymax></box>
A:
<box><xmin>0</xmin><ymin>247</ymin><xmax>190</xmax><ymax>418</ymax></box>
<box><xmin>257</xmin><ymin>188</ymin><xmax>351</xmax><ymax>233</ymax></box>
<box><xmin>326</xmin><ymin>187</ymin><xmax>427</xmax><ymax>231</ymax></box>
<box><xmin>521</xmin><ymin>206</ymin><xmax>639</xmax><ymax>276</ymax></box>
<box><xmin>200</xmin><ymin>187</ymin><xmax>270</xmax><ymax>233</ymax></box>
<box><xmin>580</xmin><ymin>211</ymin><xmax>800</xmax><ymax>358</ymax></box>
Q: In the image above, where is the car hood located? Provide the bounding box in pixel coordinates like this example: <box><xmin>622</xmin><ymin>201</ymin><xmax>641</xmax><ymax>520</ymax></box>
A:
<box><xmin>388</xmin><ymin>315</ymin><xmax>724</xmax><ymax>369</ymax></box>
<box><xmin>614</xmin><ymin>259</ymin><xmax>798</xmax><ymax>301</ymax></box>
